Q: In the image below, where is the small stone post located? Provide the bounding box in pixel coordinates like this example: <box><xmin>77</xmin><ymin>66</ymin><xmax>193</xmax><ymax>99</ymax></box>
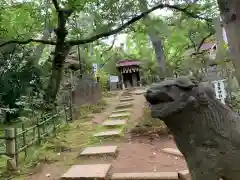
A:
<box><xmin>5</xmin><ymin>128</ymin><xmax>17</xmax><ymax>170</ymax></box>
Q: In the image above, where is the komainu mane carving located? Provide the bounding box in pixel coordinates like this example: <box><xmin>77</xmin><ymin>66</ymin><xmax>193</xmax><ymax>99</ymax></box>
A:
<box><xmin>145</xmin><ymin>76</ymin><xmax>240</xmax><ymax>180</ymax></box>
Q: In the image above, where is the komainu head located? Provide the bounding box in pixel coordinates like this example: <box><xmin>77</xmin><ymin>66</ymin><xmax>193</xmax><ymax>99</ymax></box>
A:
<box><xmin>144</xmin><ymin>76</ymin><xmax>215</xmax><ymax>119</ymax></box>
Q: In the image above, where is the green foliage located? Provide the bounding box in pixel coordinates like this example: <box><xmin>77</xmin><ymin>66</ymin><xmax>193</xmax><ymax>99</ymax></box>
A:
<box><xmin>98</xmin><ymin>70</ymin><xmax>110</xmax><ymax>91</ymax></box>
<box><xmin>0</xmin><ymin>45</ymin><xmax>43</xmax><ymax>123</ymax></box>
<box><xmin>79</xmin><ymin>99</ymin><xmax>107</xmax><ymax>117</ymax></box>
<box><xmin>0</xmin><ymin>0</ymin><xmax>219</xmax><ymax>122</ymax></box>
<box><xmin>130</xmin><ymin>102</ymin><xmax>168</xmax><ymax>135</ymax></box>
<box><xmin>0</xmin><ymin>2</ymin><xmax>44</xmax><ymax>39</ymax></box>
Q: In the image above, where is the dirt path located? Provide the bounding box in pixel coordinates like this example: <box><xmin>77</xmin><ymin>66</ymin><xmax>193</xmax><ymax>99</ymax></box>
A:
<box><xmin>66</xmin><ymin>90</ymin><xmax>187</xmax><ymax>175</ymax></box>
<box><xmin>110</xmin><ymin>91</ymin><xmax>187</xmax><ymax>174</ymax></box>
<box><xmin>21</xmin><ymin>91</ymin><xmax>123</xmax><ymax>180</ymax></box>
<box><xmin>111</xmin><ymin>136</ymin><xmax>187</xmax><ymax>173</ymax></box>
<box><xmin>92</xmin><ymin>91</ymin><xmax>123</xmax><ymax>124</ymax></box>
<box><xmin>22</xmin><ymin>89</ymin><xmax>188</xmax><ymax>180</ymax></box>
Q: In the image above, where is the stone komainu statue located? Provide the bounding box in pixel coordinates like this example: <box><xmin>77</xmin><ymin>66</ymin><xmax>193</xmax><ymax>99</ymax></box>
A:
<box><xmin>144</xmin><ymin>76</ymin><xmax>240</xmax><ymax>180</ymax></box>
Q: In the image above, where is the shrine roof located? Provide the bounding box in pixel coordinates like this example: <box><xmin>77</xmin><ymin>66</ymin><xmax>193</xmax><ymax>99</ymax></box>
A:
<box><xmin>116</xmin><ymin>59</ymin><xmax>141</xmax><ymax>67</ymax></box>
<box><xmin>200</xmin><ymin>41</ymin><xmax>216</xmax><ymax>51</ymax></box>
<box><xmin>184</xmin><ymin>41</ymin><xmax>216</xmax><ymax>56</ymax></box>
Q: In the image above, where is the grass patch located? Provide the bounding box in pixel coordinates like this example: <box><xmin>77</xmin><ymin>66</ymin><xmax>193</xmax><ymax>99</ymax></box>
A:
<box><xmin>76</xmin><ymin>99</ymin><xmax>107</xmax><ymax>118</ymax></box>
<box><xmin>130</xmin><ymin>102</ymin><xmax>169</xmax><ymax>136</ymax></box>
<box><xmin>102</xmin><ymin>91</ymin><xmax>119</xmax><ymax>98</ymax></box>
<box><xmin>0</xmin><ymin>100</ymin><xmax>108</xmax><ymax>180</ymax></box>
<box><xmin>87</xmin><ymin>124</ymin><xmax>127</xmax><ymax>145</ymax></box>
<box><xmin>0</xmin><ymin>120</ymin><xmax>98</xmax><ymax>179</ymax></box>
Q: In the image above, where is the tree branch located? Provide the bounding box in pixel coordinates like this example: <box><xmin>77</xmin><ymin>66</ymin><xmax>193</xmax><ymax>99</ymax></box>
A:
<box><xmin>51</xmin><ymin>0</ymin><xmax>60</xmax><ymax>11</ymax></box>
<box><xmin>68</xmin><ymin>3</ymin><xmax>211</xmax><ymax>46</ymax></box>
<box><xmin>196</xmin><ymin>31</ymin><xmax>215</xmax><ymax>52</ymax></box>
<box><xmin>189</xmin><ymin>31</ymin><xmax>215</xmax><ymax>57</ymax></box>
<box><xmin>0</xmin><ymin>3</ymin><xmax>211</xmax><ymax>48</ymax></box>
<box><xmin>0</xmin><ymin>39</ymin><xmax>56</xmax><ymax>47</ymax></box>
<box><xmin>105</xmin><ymin>35</ymin><xmax>116</xmax><ymax>51</ymax></box>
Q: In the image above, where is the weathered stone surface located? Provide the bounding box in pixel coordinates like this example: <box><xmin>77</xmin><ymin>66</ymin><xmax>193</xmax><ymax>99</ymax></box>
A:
<box><xmin>145</xmin><ymin>76</ymin><xmax>240</xmax><ymax>179</ymax></box>
<box><xmin>178</xmin><ymin>170</ymin><xmax>191</xmax><ymax>180</ymax></box>
<box><xmin>120</xmin><ymin>97</ymin><xmax>134</xmax><ymax>102</ymax></box>
<box><xmin>102</xmin><ymin>120</ymin><xmax>126</xmax><ymax>126</ymax></box>
<box><xmin>80</xmin><ymin>146</ymin><xmax>118</xmax><ymax>156</ymax></box>
<box><xmin>93</xmin><ymin>130</ymin><xmax>122</xmax><ymax>137</ymax></box>
<box><xmin>112</xmin><ymin>108</ymin><xmax>131</xmax><ymax>113</ymax></box>
<box><xmin>61</xmin><ymin>164</ymin><xmax>111</xmax><ymax>180</ymax></box>
<box><xmin>131</xmin><ymin>89</ymin><xmax>146</xmax><ymax>95</ymax></box>
<box><xmin>109</xmin><ymin>113</ymin><xmax>131</xmax><ymax>118</ymax></box>
<box><xmin>162</xmin><ymin>148</ymin><xmax>183</xmax><ymax>157</ymax></box>
<box><xmin>121</xmin><ymin>95</ymin><xmax>132</xmax><ymax>98</ymax></box>
<box><xmin>112</xmin><ymin>172</ymin><xmax>178</xmax><ymax>180</ymax></box>
<box><xmin>115</xmin><ymin>102</ymin><xmax>132</xmax><ymax>109</ymax></box>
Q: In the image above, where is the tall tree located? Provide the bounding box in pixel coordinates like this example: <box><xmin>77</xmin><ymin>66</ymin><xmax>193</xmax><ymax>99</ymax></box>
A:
<box><xmin>138</xmin><ymin>0</ymin><xmax>167</xmax><ymax>77</ymax></box>
<box><xmin>0</xmin><ymin>0</ymin><xmax>210</xmax><ymax>104</ymax></box>
<box><xmin>217</xmin><ymin>0</ymin><xmax>240</xmax><ymax>85</ymax></box>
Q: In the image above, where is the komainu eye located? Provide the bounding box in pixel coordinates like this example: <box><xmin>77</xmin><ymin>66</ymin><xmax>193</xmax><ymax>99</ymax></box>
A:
<box><xmin>165</xmin><ymin>85</ymin><xmax>172</xmax><ymax>91</ymax></box>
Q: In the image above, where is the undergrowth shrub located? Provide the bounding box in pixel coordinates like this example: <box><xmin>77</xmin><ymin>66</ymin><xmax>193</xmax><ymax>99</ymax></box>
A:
<box><xmin>130</xmin><ymin>102</ymin><xmax>169</xmax><ymax>136</ymax></box>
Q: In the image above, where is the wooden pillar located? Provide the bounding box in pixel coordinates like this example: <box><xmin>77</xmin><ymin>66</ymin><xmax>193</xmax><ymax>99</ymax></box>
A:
<box><xmin>5</xmin><ymin>128</ymin><xmax>17</xmax><ymax>170</ymax></box>
<box><xmin>121</xmin><ymin>71</ymin><xmax>125</xmax><ymax>90</ymax></box>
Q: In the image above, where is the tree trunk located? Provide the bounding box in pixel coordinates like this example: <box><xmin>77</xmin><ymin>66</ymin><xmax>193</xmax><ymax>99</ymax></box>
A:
<box><xmin>217</xmin><ymin>0</ymin><xmax>240</xmax><ymax>85</ymax></box>
<box><xmin>148</xmin><ymin>30</ymin><xmax>167</xmax><ymax>76</ymax></box>
<box><xmin>43</xmin><ymin>9</ymin><xmax>73</xmax><ymax>105</ymax></box>
<box><xmin>138</xmin><ymin>0</ymin><xmax>167</xmax><ymax>77</ymax></box>
<box><xmin>43</xmin><ymin>44</ymin><xmax>71</xmax><ymax>105</ymax></box>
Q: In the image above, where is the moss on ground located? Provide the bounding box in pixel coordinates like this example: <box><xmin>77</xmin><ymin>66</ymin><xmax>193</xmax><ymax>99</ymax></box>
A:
<box><xmin>0</xmin><ymin>98</ymin><xmax>109</xmax><ymax>180</ymax></box>
<box><xmin>130</xmin><ymin>102</ymin><xmax>169</xmax><ymax>136</ymax></box>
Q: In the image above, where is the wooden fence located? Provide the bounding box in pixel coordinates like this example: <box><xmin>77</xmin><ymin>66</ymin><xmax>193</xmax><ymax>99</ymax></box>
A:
<box><xmin>62</xmin><ymin>74</ymin><xmax>102</xmax><ymax>119</ymax></box>
<box><xmin>0</xmin><ymin>75</ymin><xmax>102</xmax><ymax>170</ymax></box>
<box><xmin>0</xmin><ymin>106</ymin><xmax>71</xmax><ymax>170</ymax></box>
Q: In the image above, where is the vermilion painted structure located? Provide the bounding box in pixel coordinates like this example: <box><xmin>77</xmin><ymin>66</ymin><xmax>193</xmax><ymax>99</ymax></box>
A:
<box><xmin>116</xmin><ymin>59</ymin><xmax>141</xmax><ymax>88</ymax></box>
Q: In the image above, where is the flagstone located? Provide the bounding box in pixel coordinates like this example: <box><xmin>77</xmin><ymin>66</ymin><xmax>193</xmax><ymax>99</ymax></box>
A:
<box><xmin>102</xmin><ymin>120</ymin><xmax>126</xmax><ymax>126</ymax></box>
<box><xmin>115</xmin><ymin>103</ymin><xmax>132</xmax><ymax>109</ymax></box>
<box><xmin>61</xmin><ymin>164</ymin><xmax>111</xmax><ymax>180</ymax></box>
<box><xmin>109</xmin><ymin>112</ymin><xmax>131</xmax><ymax>118</ymax></box>
<box><xmin>121</xmin><ymin>95</ymin><xmax>132</xmax><ymax>98</ymax></box>
<box><xmin>112</xmin><ymin>172</ymin><xmax>178</xmax><ymax>180</ymax></box>
<box><xmin>120</xmin><ymin>97</ymin><xmax>134</xmax><ymax>102</ymax></box>
<box><xmin>93</xmin><ymin>130</ymin><xmax>122</xmax><ymax>137</ymax></box>
<box><xmin>112</xmin><ymin>108</ymin><xmax>131</xmax><ymax>113</ymax></box>
<box><xmin>80</xmin><ymin>146</ymin><xmax>118</xmax><ymax>156</ymax></box>
<box><xmin>162</xmin><ymin>148</ymin><xmax>183</xmax><ymax>157</ymax></box>
<box><xmin>178</xmin><ymin>170</ymin><xmax>191</xmax><ymax>180</ymax></box>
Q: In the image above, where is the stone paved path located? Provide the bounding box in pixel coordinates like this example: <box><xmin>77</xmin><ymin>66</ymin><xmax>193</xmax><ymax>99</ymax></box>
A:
<box><xmin>60</xmin><ymin>89</ymin><xmax>190</xmax><ymax>180</ymax></box>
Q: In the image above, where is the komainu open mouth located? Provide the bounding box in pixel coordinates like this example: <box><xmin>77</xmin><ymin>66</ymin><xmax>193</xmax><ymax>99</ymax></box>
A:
<box><xmin>147</xmin><ymin>93</ymin><xmax>174</xmax><ymax>105</ymax></box>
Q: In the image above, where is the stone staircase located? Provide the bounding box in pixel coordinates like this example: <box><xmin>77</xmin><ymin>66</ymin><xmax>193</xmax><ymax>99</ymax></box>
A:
<box><xmin>60</xmin><ymin>91</ymin><xmax>190</xmax><ymax>180</ymax></box>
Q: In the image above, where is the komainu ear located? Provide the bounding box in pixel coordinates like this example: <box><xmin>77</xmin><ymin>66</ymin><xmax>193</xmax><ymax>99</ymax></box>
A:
<box><xmin>175</xmin><ymin>76</ymin><xmax>195</xmax><ymax>89</ymax></box>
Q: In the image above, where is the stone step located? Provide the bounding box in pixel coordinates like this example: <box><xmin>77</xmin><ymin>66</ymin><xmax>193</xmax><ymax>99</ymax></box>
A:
<box><xmin>79</xmin><ymin>146</ymin><xmax>118</xmax><ymax>156</ymax></box>
<box><xmin>61</xmin><ymin>164</ymin><xmax>111</xmax><ymax>180</ymax></box>
<box><xmin>178</xmin><ymin>170</ymin><xmax>191</xmax><ymax>180</ymax></box>
<box><xmin>162</xmin><ymin>148</ymin><xmax>183</xmax><ymax>157</ymax></box>
<box><xmin>112</xmin><ymin>108</ymin><xmax>131</xmax><ymax>113</ymax></box>
<box><xmin>115</xmin><ymin>103</ymin><xmax>133</xmax><ymax>109</ymax></box>
<box><xmin>102</xmin><ymin>120</ymin><xmax>126</xmax><ymax>127</ymax></box>
<box><xmin>121</xmin><ymin>95</ymin><xmax>132</xmax><ymax>98</ymax></box>
<box><xmin>131</xmin><ymin>89</ymin><xmax>146</xmax><ymax>95</ymax></box>
<box><xmin>112</xmin><ymin>172</ymin><xmax>178</xmax><ymax>180</ymax></box>
<box><xmin>109</xmin><ymin>112</ymin><xmax>131</xmax><ymax>118</ymax></box>
<box><xmin>93</xmin><ymin>129</ymin><xmax>122</xmax><ymax>138</ymax></box>
<box><xmin>120</xmin><ymin>97</ymin><xmax>134</xmax><ymax>102</ymax></box>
